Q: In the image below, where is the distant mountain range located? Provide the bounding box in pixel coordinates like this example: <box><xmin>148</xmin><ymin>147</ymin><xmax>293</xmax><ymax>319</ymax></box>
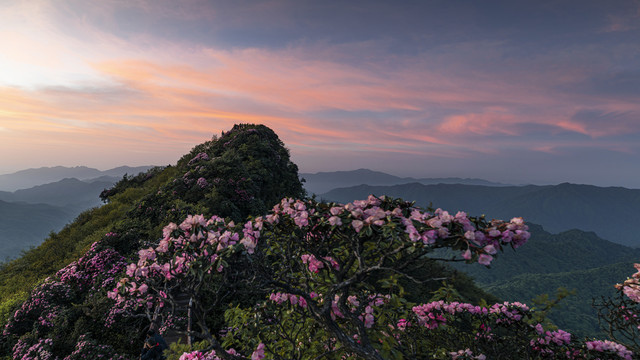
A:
<box><xmin>320</xmin><ymin>182</ymin><xmax>640</xmax><ymax>247</ymax></box>
<box><xmin>0</xmin><ymin>166</ymin><xmax>155</xmax><ymax>260</ymax></box>
<box><xmin>0</xmin><ymin>165</ymin><xmax>154</xmax><ymax>192</ymax></box>
<box><xmin>300</xmin><ymin>168</ymin><xmax>508</xmax><ymax>195</ymax></box>
<box><xmin>0</xmin><ymin>178</ymin><xmax>114</xmax><ymax>209</ymax></box>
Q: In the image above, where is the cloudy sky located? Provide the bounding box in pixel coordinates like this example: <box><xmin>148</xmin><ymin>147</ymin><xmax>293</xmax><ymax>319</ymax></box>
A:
<box><xmin>1</xmin><ymin>0</ymin><xmax>639</xmax><ymax>187</ymax></box>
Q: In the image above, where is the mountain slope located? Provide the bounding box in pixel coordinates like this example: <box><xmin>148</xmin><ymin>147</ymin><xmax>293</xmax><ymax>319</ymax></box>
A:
<box><xmin>443</xmin><ymin>224</ymin><xmax>640</xmax><ymax>337</ymax></box>
<box><xmin>5</xmin><ymin>178</ymin><xmax>113</xmax><ymax>209</ymax></box>
<box><xmin>0</xmin><ymin>125</ymin><xmax>502</xmax><ymax>359</ymax></box>
<box><xmin>0</xmin><ymin>124</ymin><xmax>307</xmax><ymax>357</ymax></box>
<box><xmin>301</xmin><ymin>168</ymin><xmax>507</xmax><ymax>194</ymax></box>
<box><xmin>483</xmin><ymin>262</ymin><xmax>634</xmax><ymax>337</ymax></box>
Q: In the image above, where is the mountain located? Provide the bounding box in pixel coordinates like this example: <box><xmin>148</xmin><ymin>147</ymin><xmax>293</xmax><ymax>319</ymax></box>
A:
<box><xmin>0</xmin><ymin>170</ymin><xmax>153</xmax><ymax>260</ymax></box>
<box><xmin>300</xmin><ymin>168</ymin><xmax>507</xmax><ymax>195</ymax></box>
<box><xmin>483</xmin><ymin>262</ymin><xmax>634</xmax><ymax>337</ymax></box>
<box><xmin>0</xmin><ymin>199</ymin><xmax>74</xmax><ymax>260</ymax></box>
<box><xmin>444</xmin><ymin>224</ymin><xmax>640</xmax><ymax>337</ymax></box>
<box><xmin>0</xmin><ymin>125</ymin><xmax>501</xmax><ymax>359</ymax></box>
<box><xmin>0</xmin><ymin>165</ymin><xmax>154</xmax><ymax>192</ymax></box>
<box><xmin>0</xmin><ymin>178</ymin><xmax>114</xmax><ymax>209</ymax></box>
<box><xmin>450</xmin><ymin>224</ymin><xmax>640</xmax><ymax>284</ymax></box>
<box><xmin>320</xmin><ymin>182</ymin><xmax>640</xmax><ymax>247</ymax></box>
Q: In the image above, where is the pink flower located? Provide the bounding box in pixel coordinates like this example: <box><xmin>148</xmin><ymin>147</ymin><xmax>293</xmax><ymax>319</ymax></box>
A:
<box><xmin>138</xmin><ymin>247</ymin><xmax>156</xmax><ymax>262</ymax></box>
<box><xmin>323</xmin><ymin>256</ymin><xmax>340</xmax><ymax>270</ymax></box>
<box><xmin>156</xmin><ymin>239</ymin><xmax>169</xmax><ymax>253</ymax></box>
<box><xmin>289</xmin><ymin>294</ymin><xmax>298</xmax><ymax>305</ymax></box>
<box><xmin>478</xmin><ymin>254</ymin><xmax>493</xmax><ymax>266</ymax></box>
<box><xmin>483</xmin><ymin>244</ymin><xmax>497</xmax><ymax>255</ymax></box>
<box><xmin>352</xmin><ymin>220</ymin><xmax>364</xmax><ymax>233</ymax></box>
<box><xmin>251</xmin><ymin>343</ymin><xmax>265</xmax><ymax>360</ymax></box>
<box><xmin>298</xmin><ymin>297</ymin><xmax>307</xmax><ymax>308</ymax></box>
<box><xmin>162</xmin><ymin>223</ymin><xmax>178</xmax><ymax>238</ymax></box>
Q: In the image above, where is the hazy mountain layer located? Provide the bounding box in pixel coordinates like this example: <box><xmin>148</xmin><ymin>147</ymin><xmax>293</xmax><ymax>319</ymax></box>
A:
<box><xmin>0</xmin><ymin>200</ymin><xmax>74</xmax><ymax>260</ymax></box>
<box><xmin>0</xmin><ymin>165</ymin><xmax>154</xmax><ymax>191</ymax></box>
<box><xmin>0</xmin><ymin>178</ymin><xmax>113</xmax><ymax>208</ymax></box>
<box><xmin>300</xmin><ymin>168</ymin><xmax>507</xmax><ymax>195</ymax></box>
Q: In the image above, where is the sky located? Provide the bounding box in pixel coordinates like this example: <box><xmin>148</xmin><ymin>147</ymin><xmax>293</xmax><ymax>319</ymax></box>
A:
<box><xmin>1</xmin><ymin>0</ymin><xmax>639</xmax><ymax>188</ymax></box>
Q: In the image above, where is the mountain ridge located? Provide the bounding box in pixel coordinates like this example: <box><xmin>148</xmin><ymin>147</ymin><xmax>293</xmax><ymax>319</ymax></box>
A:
<box><xmin>0</xmin><ymin>165</ymin><xmax>154</xmax><ymax>192</ymax></box>
<box><xmin>300</xmin><ymin>168</ymin><xmax>509</xmax><ymax>194</ymax></box>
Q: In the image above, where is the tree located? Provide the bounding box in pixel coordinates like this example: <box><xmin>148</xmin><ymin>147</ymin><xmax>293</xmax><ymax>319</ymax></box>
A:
<box><xmin>111</xmin><ymin>195</ymin><xmax>634</xmax><ymax>359</ymax></box>
<box><xmin>594</xmin><ymin>263</ymin><xmax>640</xmax><ymax>354</ymax></box>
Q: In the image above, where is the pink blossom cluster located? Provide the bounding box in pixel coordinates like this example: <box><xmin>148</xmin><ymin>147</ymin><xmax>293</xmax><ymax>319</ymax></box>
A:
<box><xmin>109</xmin><ymin>214</ymin><xmax>261</xmax><ymax>309</ymax></box>
<box><xmin>269</xmin><ymin>292</ymin><xmax>308</xmax><ymax>308</ymax></box>
<box><xmin>489</xmin><ymin>301</ymin><xmax>529</xmax><ymax>324</ymax></box>
<box><xmin>267</xmin><ymin>195</ymin><xmax>530</xmax><ymax>266</ymax></box>
<box><xmin>188</xmin><ymin>152</ymin><xmax>209</xmax><ymax>166</ymax></box>
<box><xmin>62</xmin><ymin>335</ymin><xmax>128</xmax><ymax>360</ymax></box>
<box><xmin>301</xmin><ymin>254</ymin><xmax>339</xmax><ymax>273</ymax></box>
<box><xmin>4</xmin><ymin>280</ymin><xmax>73</xmax><ymax>335</ymax></box>
<box><xmin>411</xmin><ymin>301</ymin><xmax>489</xmax><ymax>329</ymax></box>
<box><xmin>409</xmin><ymin>301</ymin><xmax>531</xmax><ymax>333</ymax></box>
<box><xmin>407</xmin><ymin>300</ymin><xmax>633</xmax><ymax>359</ymax></box>
<box><xmin>196</xmin><ymin>177</ymin><xmax>209</xmax><ymax>188</ymax></box>
<box><xmin>56</xmin><ymin>243</ymin><xmax>127</xmax><ymax>292</ymax></box>
<box><xmin>12</xmin><ymin>338</ymin><xmax>56</xmax><ymax>360</ymax></box>
<box><xmin>531</xmin><ymin>325</ymin><xmax>571</xmax><ymax>346</ymax></box>
<box><xmin>616</xmin><ymin>263</ymin><xmax>640</xmax><ymax>303</ymax></box>
<box><xmin>585</xmin><ymin>340</ymin><xmax>633</xmax><ymax>360</ymax></box>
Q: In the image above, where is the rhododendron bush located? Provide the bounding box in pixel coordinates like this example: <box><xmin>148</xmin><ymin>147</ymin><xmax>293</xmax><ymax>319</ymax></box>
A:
<box><xmin>106</xmin><ymin>195</ymin><xmax>634</xmax><ymax>359</ymax></box>
<box><xmin>593</xmin><ymin>263</ymin><xmax>640</xmax><ymax>355</ymax></box>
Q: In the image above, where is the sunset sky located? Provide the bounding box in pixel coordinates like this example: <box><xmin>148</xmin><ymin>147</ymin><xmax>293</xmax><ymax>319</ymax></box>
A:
<box><xmin>1</xmin><ymin>0</ymin><xmax>639</xmax><ymax>187</ymax></box>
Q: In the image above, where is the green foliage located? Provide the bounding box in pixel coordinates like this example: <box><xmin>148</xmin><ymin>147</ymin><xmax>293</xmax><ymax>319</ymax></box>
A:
<box><xmin>0</xmin><ymin>124</ymin><xmax>307</xmax><ymax>359</ymax></box>
<box><xmin>529</xmin><ymin>287</ymin><xmax>576</xmax><ymax>329</ymax></box>
<box><xmin>430</xmin><ymin>282</ymin><xmax>463</xmax><ymax>302</ymax></box>
<box><xmin>4</xmin><ymin>123</ymin><xmax>632</xmax><ymax>359</ymax></box>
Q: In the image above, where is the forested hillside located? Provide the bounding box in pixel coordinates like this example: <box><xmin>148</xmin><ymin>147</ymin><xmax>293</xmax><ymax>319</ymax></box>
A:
<box><xmin>0</xmin><ymin>125</ymin><xmax>635</xmax><ymax>360</ymax></box>
<box><xmin>445</xmin><ymin>224</ymin><xmax>640</xmax><ymax>337</ymax></box>
<box><xmin>0</xmin><ymin>125</ymin><xmax>306</xmax><ymax>358</ymax></box>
